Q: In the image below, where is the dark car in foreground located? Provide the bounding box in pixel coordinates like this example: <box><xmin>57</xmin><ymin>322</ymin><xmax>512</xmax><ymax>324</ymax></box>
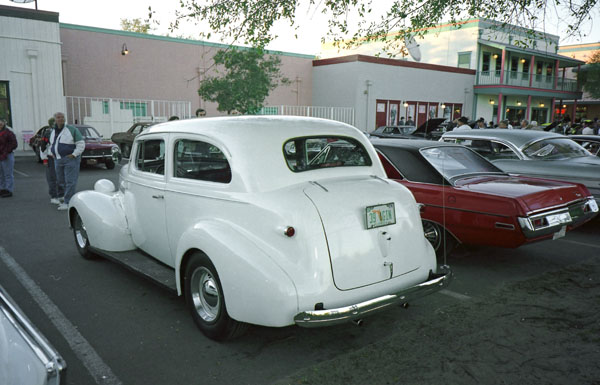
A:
<box><xmin>110</xmin><ymin>122</ymin><xmax>155</xmax><ymax>159</ymax></box>
<box><xmin>29</xmin><ymin>124</ymin><xmax>121</xmax><ymax>169</ymax></box>
<box><xmin>372</xmin><ymin>138</ymin><xmax>599</xmax><ymax>258</ymax></box>
<box><xmin>441</xmin><ymin>129</ymin><xmax>600</xmax><ymax>203</ymax></box>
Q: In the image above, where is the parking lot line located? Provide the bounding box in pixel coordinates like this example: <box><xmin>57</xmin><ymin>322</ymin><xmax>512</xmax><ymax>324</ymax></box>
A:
<box><xmin>558</xmin><ymin>239</ymin><xmax>600</xmax><ymax>249</ymax></box>
<box><xmin>0</xmin><ymin>246</ymin><xmax>123</xmax><ymax>385</ymax></box>
<box><xmin>14</xmin><ymin>169</ymin><xmax>29</xmax><ymax>177</ymax></box>
<box><xmin>439</xmin><ymin>289</ymin><xmax>471</xmax><ymax>300</ymax></box>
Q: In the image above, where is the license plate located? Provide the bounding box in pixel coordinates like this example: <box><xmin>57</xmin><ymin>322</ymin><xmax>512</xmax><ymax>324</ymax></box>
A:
<box><xmin>553</xmin><ymin>225</ymin><xmax>566</xmax><ymax>240</ymax></box>
<box><xmin>86</xmin><ymin>159</ymin><xmax>98</xmax><ymax>165</ymax></box>
<box><xmin>366</xmin><ymin>203</ymin><xmax>396</xmax><ymax>229</ymax></box>
<box><xmin>546</xmin><ymin>212</ymin><xmax>571</xmax><ymax>226</ymax></box>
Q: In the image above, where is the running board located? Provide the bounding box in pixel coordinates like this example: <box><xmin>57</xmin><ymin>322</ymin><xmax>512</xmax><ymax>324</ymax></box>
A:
<box><xmin>90</xmin><ymin>248</ymin><xmax>177</xmax><ymax>293</ymax></box>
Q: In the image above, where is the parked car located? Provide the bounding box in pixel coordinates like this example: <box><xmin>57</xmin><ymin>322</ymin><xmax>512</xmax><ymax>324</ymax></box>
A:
<box><xmin>370</xmin><ymin>118</ymin><xmax>446</xmax><ymax>140</ymax></box>
<box><xmin>371</xmin><ymin>138</ymin><xmax>599</xmax><ymax>257</ymax></box>
<box><xmin>0</xmin><ymin>284</ymin><xmax>66</xmax><ymax>385</ymax></box>
<box><xmin>111</xmin><ymin>122</ymin><xmax>155</xmax><ymax>159</ymax></box>
<box><xmin>29</xmin><ymin>124</ymin><xmax>121</xmax><ymax>169</ymax></box>
<box><xmin>67</xmin><ymin>116</ymin><xmax>452</xmax><ymax>340</ymax></box>
<box><xmin>569</xmin><ymin>135</ymin><xmax>600</xmax><ymax>157</ymax></box>
<box><xmin>441</xmin><ymin>129</ymin><xmax>600</xmax><ymax>202</ymax></box>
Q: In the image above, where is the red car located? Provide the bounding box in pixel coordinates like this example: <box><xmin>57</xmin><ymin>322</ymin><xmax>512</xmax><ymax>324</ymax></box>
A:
<box><xmin>372</xmin><ymin>138</ymin><xmax>599</xmax><ymax>257</ymax></box>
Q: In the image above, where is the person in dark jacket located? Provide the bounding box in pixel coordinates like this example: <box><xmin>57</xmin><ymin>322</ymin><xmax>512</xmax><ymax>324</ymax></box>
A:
<box><xmin>0</xmin><ymin>119</ymin><xmax>18</xmax><ymax>198</ymax></box>
<box><xmin>39</xmin><ymin>117</ymin><xmax>65</xmax><ymax>204</ymax></box>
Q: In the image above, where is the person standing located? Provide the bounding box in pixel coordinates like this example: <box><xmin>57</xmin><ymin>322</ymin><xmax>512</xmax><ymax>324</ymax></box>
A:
<box><xmin>454</xmin><ymin>116</ymin><xmax>472</xmax><ymax>131</ymax></box>
<box><xmin>39</xmin><ymin>117</ymin><xmax>65</xmax><ymax>204</ymax></box>
<box><xmin>0</xmin><ymin>119</ymin><xmax>17</xmax><ymax>198</ymax></box>
<box><xmin>406</xmin><ymin>116</ymin><xmax>415</xmax><ymax>126</ymax></box>
<box><xmin>48</xmin><ymin>112</ymin><xmax>84</xmax><ymax>210</ymax></box>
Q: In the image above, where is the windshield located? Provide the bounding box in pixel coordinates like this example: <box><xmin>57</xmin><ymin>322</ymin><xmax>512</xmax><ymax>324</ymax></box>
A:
<box><xmin>284</xmin><ymin>136</ymin><xmax>372</xmax><ymax>172</ymax></box>
<box><xmin>420</xmin><ymin>146</ymin><xmax>504</xmax><ymax>181</ymax></box>
<box><xmin>522</xmin><ymin>138</ymin><xmax>590</xmax><ymax>159</ymax></box>
<box><xmin>77</xmin><ymin>126</ymin><xmax>101</xmax><ymax>139</ymax></box>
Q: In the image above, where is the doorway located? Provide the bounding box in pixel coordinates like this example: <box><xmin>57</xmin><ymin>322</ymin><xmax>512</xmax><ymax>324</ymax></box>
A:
<box><xmin>0</xmin><ymin>82</ymin><xmax>11</xmax><ymax>127</ymax></box>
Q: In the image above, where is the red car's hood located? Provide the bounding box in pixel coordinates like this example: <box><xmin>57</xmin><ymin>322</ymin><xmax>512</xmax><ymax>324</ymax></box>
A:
<box><xmin>454</xmin><ymin>175</ymin><xmax>589</xmax><ymax>212</ymax></box>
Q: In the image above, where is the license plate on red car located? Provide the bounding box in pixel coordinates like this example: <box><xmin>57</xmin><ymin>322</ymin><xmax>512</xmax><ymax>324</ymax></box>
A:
<box><xmin>366</xmin><ymin>203</ymin><xmax>396</xmax><ymax>229</ymax></box>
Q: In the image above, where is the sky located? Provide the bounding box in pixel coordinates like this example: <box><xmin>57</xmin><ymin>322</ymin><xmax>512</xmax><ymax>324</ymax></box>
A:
<box><xmin>2</xmin><ymin>0</ymin><xmax>599</xmax><ymax>55</ymax></box>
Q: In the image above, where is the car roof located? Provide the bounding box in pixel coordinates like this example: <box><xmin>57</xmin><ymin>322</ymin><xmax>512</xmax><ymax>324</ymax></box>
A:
<box><xmin>138</xmin><ymin>116</ymin><xmax>386</xmax><ymax>192</ymax></box>
<box><xmin>570</xmin><ymin>135</ymin><xmax>600</xmax><ymax>141</ymax></box>
<box><xmin>442</xmin><ymin>129</ymin><xmax>565</xmax><ymax>148</ymax></box>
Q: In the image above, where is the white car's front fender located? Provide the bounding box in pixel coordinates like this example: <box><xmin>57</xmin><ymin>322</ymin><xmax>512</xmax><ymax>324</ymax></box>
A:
<box><xmin>69</xmin><ymin>180</ymin><xmax>136</xmax><ymax>252</ymax></box>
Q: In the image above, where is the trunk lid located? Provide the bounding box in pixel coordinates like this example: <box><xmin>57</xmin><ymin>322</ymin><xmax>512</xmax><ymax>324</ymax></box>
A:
<box><xmin>455</xmin><ymin>175</ymin><xmax>587</xmax><ymax>212</ymax></box>
<box><xmin>304</xmin><ymin>176</ymin><xmax>426</xmax><ymax>290</ymax></box>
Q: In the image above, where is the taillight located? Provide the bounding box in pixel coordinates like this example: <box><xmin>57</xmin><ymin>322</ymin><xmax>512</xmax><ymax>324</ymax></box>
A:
<box><xmin>284</xmin><ymin>226</ymin><xmax>295</xmax><ymax>237</ymax></box>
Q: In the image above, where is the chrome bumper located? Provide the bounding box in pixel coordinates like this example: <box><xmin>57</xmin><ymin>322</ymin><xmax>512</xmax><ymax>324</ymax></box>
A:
<box><xmin>294</xmin><ymin>270</ymin><xmax>452</xmax><ymax>328</ymax></box>
<box><xmin>518</xmin><ymin>197</ymin><xmax>599</xmax><ymax>239</ymax></box>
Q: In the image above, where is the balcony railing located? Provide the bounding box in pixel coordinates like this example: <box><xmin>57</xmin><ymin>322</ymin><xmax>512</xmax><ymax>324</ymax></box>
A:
<box><xmin>476</xmin><ymin>70</ymin><xmax>579</xmax><ymax>92</ymax></box>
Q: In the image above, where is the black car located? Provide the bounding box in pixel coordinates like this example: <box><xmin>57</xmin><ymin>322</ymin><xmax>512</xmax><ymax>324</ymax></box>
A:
<box><xmin>370</xmin><ymin>118</ymin><xmax>446</xmax><ymax>140</ymax></box>
<box><xmin>111</xmin><ymin>122</ymin><xmax>155</xmax><ymax>159</ymax></box>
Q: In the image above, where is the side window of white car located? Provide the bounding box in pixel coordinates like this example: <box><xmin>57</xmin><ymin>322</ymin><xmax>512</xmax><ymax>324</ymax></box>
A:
<box><xmin>135</xmin><ymin>139</ymin><xmax>165</xmax><ymax>175</ymax></box>
<box><xmin>174</xmin><ymin>139</ymin><xmax>232</xmax><ymax>183</ymax></box>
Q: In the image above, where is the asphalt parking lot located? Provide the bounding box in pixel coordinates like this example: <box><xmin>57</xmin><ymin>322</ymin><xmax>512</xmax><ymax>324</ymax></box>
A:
<box><xmin>1</xmin><ymin>155</ymin><xmax>599</xmax><ymax>385</ymax></box>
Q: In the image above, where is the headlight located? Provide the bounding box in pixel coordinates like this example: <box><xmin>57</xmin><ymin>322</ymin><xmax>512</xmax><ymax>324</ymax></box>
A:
<box><xmin>111</xmin><ymin>146</ymin><xmax>120</xmax><ymax>154</ymax></box>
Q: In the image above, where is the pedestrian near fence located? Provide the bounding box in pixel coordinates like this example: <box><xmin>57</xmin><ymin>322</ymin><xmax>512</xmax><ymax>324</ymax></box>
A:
<box><xmin>47</xmin><ymin>112</ymin><xmax>84</xmax><ymax>210</ymax></box>
<box><xmin>0</xmin><ymin>119</ymin><xmax>17</xmax><ymax>198</ymax></box>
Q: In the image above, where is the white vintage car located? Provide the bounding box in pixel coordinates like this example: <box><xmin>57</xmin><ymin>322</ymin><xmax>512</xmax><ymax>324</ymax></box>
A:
<box><xmin>68</xmin><ymin>116</ymin><xmax>451</xmax><ymax>340</ymax></box>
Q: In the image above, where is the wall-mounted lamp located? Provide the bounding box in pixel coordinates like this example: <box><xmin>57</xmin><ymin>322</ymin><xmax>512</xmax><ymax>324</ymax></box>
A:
<box><xmin>121</xmin><ymin>43</ymin><xmax>129</xmax><ymax>55</ymax></box>
<box><xmin>539</xmin><ymin>102</ymin><xmax>545</xmax><ymax>107</ymax></box>
<box><xmin>489</xmin><ymin>99</ymin><xmax>495</xmax><ymax>105</ymax></box>
<box><xmin>520</xmin><ymin>58</ymin><xmax>526</xmax><ymax>63</ymax></box>
<box><xmin>562</xmin><ymin>104</ymin><xmax>567</xmax><ymax>108</ymax></box>
<box><xmin>492</xmin><ymin>54</ymin><xmax>499</xmax><ymax>59</ymax></box>
<box><xmin>506</xmin><ymin>108</ymin><xmax>510</xmax><ymax>112</ymax></box>
<box><xmin>403</xmin><ymin>102</ymin><xmax>409</xmax><ymax>108</ymax></box>
<box><xmin>516</xmin><ymin>100</ymin><xmax>522</xmax><ymax>106</ymax></box>
<box><xmin>440</xmin><ymin>103</ymin><xmax>446</xmax><ymax>109</ymax></box>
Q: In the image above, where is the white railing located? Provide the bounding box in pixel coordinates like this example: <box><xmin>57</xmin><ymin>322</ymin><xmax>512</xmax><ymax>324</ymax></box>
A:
<box><xmin>66</xmin><ymin>96</ymin><xmax>192</xmax><ymax>138</ymax></box>
<box><xmin>259</xmin><ymin>105</ymin><xmax>355</xmax><ymax>126</ymax></box>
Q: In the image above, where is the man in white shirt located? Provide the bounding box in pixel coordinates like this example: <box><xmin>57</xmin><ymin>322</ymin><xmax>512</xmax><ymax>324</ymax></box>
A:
<box><xmin>582</xmin><ymin>122</ymin><xmax>594</xmax><ymax>135</ymax></box>
<box><xmin>454</xmin><ymin>116</ymin><xmax>471</xmax><ymax>131</ymax></box>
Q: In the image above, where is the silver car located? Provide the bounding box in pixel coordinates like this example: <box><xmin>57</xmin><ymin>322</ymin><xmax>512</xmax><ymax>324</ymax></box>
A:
<box><xmin>441</xmin><ymin>129</ymin><xmax>600</xmax><ymax>202</ymax></box>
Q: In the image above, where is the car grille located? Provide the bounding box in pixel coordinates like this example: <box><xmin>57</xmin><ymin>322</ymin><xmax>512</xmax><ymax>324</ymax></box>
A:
<box><xmin>84</xmin><ymin>148</ymin><xmax>111</xmax><ymax>156</ymax></box>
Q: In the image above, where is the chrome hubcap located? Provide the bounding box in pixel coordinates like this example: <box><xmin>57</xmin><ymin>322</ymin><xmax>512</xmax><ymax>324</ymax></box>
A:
<box><xmin>190</xmin><ymin>267</ymin><xmax>220</xmax><ymax>322</ymax></box>
<box><xmin>75</xmin><ymin>217</ymin><xmax>88</xmax><ymax>249</ymax></box>
<box><xmin>422</xmin><ymin>221</ymin><xmax>441</xmax><ymax>251</ymax></box>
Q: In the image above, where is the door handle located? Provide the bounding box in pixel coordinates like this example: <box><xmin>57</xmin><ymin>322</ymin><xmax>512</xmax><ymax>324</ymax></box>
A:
<box><xmin>152</xmin><ymin>195</ymin><xmax>164</xmax><ymax>199</ymax></box>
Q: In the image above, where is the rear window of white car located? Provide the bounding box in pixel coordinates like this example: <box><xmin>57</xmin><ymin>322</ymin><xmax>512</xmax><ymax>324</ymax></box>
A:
<box><xmin>283</xmin><ymin>136</ymin><xmax>372</xmax><ymax>172</ymax></box>
<box><xmin>174</xmin><ymin>139</ymin><xmax>231</xmax><ymax>183</ymax></box>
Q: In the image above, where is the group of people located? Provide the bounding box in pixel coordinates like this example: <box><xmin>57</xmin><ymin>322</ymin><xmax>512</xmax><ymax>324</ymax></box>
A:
<box><xmin>0</xmin><ymin>112</ymin><xmax>85</xmax><ymax>210</ymax></box>
<box><xmin>398</xmin><ymin>116</ymin><xmax>415</xmax><ymax>126</ymax></box>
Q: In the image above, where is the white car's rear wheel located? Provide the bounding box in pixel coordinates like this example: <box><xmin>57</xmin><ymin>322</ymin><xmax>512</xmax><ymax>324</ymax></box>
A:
<box><xmin>184</xmin><ymin>252</ymin><xmax>247</xmax><ymax>340</ymax></box>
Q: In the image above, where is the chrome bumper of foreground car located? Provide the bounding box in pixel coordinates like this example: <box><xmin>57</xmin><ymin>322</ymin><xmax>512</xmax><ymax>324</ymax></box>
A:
<box><xmin>294</xmin><ymin>270</ymin><xmax>452</xmax><ymax>328</ymax></box>
<box><xmin>518</xmin><ymin>198</ymin><xmax>599</xmax><ymax>239</ymax></box>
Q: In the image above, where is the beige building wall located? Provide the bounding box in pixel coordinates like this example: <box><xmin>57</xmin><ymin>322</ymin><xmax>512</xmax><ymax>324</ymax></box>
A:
<box><xmin>59</xmin><ymin>24</ymin><xmax>314</xmax><ymax>118</ymax></box>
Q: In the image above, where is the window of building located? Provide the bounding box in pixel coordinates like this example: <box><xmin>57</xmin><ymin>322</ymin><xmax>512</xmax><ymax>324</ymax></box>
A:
<box><xmin>458</xmin><ymin>52</ymin><xmax>471</xmax><ymax>69</ymax></box>
<box><xmin>135</xmin><ymin>139</ymin><xmax>165</xmax><ymax>175</ymax></box>
<box><xmin>495</xmin><ymin>54</ymin><xmax>502</xmax><ymax>75</ymax></box>
<box><xmin>482</xmin><ymin>52</ymin><xmax>490</xmax><ymax>72</ymax></box>
<box><xmin>510</xmin><ymin>57</ymin><xmax>518</xmax><ymax>78</ymax></box>
<box><xmin>0</xmin><ymin>82</ymin><xmax>12</xmax><ymax>127</ymax></box>
<box><xmin>173</xmin><ymin>139</ymin><xmax>231</xmax><ymax>183</ymax></box>
<box><xmin>531</xmin><ymin>108</ymin><xmax>548</xmax><ymax>124</ymax></box>
<box><xmin>121</xmin><ymin>101</ymin><xmax>147</xmax><ymax>117</ymax></box>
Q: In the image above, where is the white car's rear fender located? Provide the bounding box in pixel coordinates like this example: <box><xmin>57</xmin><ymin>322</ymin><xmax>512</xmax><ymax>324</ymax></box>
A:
<box><xmin>69</xmin><ymin>182</ymin><xmax>136</xmax><ymax>252</ymax></box>
<box><xmin>175</xmin><ymin>220</ymin><xmax>298</xmax><ymax>327</ymax></box>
